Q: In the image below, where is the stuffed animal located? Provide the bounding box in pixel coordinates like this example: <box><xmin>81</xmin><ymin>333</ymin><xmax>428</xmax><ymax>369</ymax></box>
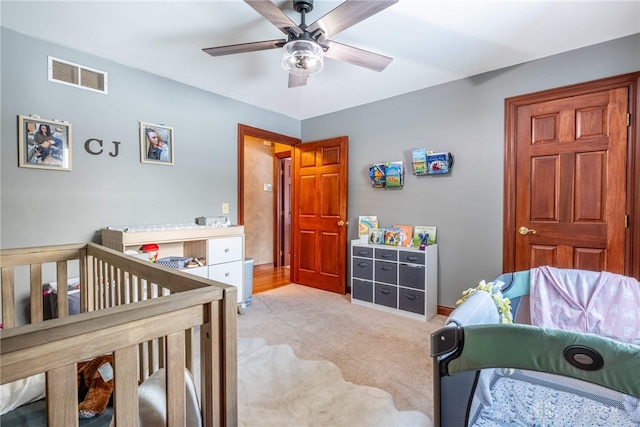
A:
<box><xmin>77</xmin><ymin>354</ymin><xmax>114</xmax><ymax>419</ymax></box>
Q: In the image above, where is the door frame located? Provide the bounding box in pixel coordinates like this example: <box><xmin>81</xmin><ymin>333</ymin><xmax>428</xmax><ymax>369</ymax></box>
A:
<box><xmin>237</xmin><ymin>124</ymin><xmax>300</xmax><ymax>268</ymax></box>
<box><xmin>503</xmin><ymin>72</ymin><xmax>640</xmax><ymax>279</ymax></box>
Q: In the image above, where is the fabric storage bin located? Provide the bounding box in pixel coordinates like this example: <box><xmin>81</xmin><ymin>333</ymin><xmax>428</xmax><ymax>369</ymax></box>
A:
<box><xmin>399</xmin><ymin>289</ymin><xmax>425</xmax><ymax>315</ymax></box>
<box><xmin>375</xmin><ymin>260</ymin><xmax>397</xmax><ymax>284</ymax></box>
<box><xmin>156</xmin><ymin>256</ymin><xmax>191</xmax><ymax>269</ymax></box>
<box><xmin>352</xmin><ymin>258</ymin><xmax>374</xmax><ymax>280</ymax></box>
<box><xmin>374</xmin><ymin>283</ymin><xmax>397</xmax><ymax>308</ymax></box>
<box><xmin>352</xmin><ymin>279</ymin><xmax>374</xmax><ymax>303</ymax></box>
<box><xmin>399</xmin><ymin>264</ymin><xmax>425</xmax><ymax>290</ymax></box>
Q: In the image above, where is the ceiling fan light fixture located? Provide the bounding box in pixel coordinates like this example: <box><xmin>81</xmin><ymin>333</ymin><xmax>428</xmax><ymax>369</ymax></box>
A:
<box><xmin>281</xmin><ymin>39</ymin><xmax>324</xmax><ymax>76</ymax></box>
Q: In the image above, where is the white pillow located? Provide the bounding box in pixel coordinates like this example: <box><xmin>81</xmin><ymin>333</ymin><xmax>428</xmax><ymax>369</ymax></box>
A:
<box><xmin>0</xmin><ymin>374</ymin><xmax>46</xmax><ymax>415</ymax></box>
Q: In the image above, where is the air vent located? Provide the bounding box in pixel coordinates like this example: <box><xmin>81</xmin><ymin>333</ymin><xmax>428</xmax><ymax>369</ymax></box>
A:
<box><xmin>48</xmin><ymin>56</ymin><xmax>108</xmax><ymax>94</ymax></box>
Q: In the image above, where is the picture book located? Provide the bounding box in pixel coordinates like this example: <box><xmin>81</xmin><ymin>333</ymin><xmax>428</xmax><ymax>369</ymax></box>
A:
<box><xmin>369</xmin><ymin>164</ymin><xmax>386</xmax><ymax>188</ymax></box>
<box><xmin>369</xmin><ymin>228</ymin><xmax>384</xmax><ymax>245</ymax></box>
<box><xmin>412</xmin><ymin>148</ymin><xmax>427</xmax><ymax>175</ymax></box>
<box><xmin>384</xmin><ymin>227</ymin><xmax>401</xmax><ymax>246</ymax></box>
<box><xmin>358</xmin><ymin>216</ymin><xmax>378</xmax><ymax>237</ymax></box>
<box><xmin>427</xmin><ymin>152</ymin><xmax>451</xmax><ymax>174</ymax></box>
<box><xmin>384</xmin><ymin>161</ymin><xmax>404</xmax><ymax>187</ymax></box>
<box><xmin>413</xmin><ymin>226</ymin><xmax>437</xmax><ymax>248</ymax></box>
<box><xmin>393</xmin><ymin>224</ymin><xmax>413</xmax><ymax>247</ymax></box>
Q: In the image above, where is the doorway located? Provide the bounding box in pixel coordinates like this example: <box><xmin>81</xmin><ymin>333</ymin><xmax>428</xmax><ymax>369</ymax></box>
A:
<box><xmin>237</xmin><ymin>124</ymin><xmax>299</xmax><ymax>278</ymax></box>
<box><xmin>503</xmin><ymin>72</ymin><xmax>640</xmax><ymax>279</ymax></box>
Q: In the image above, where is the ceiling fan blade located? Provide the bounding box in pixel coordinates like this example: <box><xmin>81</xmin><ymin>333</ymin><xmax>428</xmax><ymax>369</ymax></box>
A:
<box><xmin>324</xmin><ymin>40</ymin><xmax>392</xmax><ymax>72</ymax></box>
<box><xmin>307</xmin><ymin>0</ymin><xmax>399</xmax><ymax>41</ymax></box>
<box><xmin>244</xmin><ymin>0</ymin><xmax>302</xmax><ymax>36</ymax></box>
<box><xmin>288</xmin><ymin>73</ymin><xmax>308</xmax><ymax>88</ymax></box>
<box><xmin>203</xmin><ymin>39</ymin><xmax>285</xmax><ymax>57</ymax></box>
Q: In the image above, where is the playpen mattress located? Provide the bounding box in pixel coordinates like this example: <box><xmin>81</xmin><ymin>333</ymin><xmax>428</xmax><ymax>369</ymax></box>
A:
<box><xmin>471</xmin><ymin>373</ymin><xmax>639</xmax><ymax>427</ymax></box>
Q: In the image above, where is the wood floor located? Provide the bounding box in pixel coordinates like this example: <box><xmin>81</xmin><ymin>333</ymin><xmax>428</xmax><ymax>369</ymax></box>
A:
<box><xmin>252</xmin><ymin>265</ymin><xmax>291</xmax><ymax>294</ymax></box>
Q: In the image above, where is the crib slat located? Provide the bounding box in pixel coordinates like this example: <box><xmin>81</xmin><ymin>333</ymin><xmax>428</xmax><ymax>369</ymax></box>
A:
<box><xmin>47</xmin><ymin>363</ymin><xmax>78</xmax><ymax>427</ymax></box>
<box><xmin>1</xmin><ymin>267</ymin><xmax>16</xmax><ymax>329</ymax></box>
<box><xmin>56</xmin><ymin>260</ymin><xmax>69</xmax><ymax>318</ymax></box>
<box><xmin>167</xmin><ymin>331</ymin><xmax>187</xmax><ymax>427</ymax></box>
<box><xmin>113</xmin><ymin>346</ymin><xmax>138</xmax><ymax>426</ymax></box>
<box><xmin>30</xmin><ymin>264</ymin><xmax>43</xmax><ymax>324</ymax></box>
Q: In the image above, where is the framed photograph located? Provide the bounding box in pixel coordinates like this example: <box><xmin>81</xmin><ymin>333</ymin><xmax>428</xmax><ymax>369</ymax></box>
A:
<box><xmin>18</xmin><ymin>115</ymin><xmax>72</xmax><ymax>171</ymax></box>
<box><xmin>140</xmin><ymin>121</ymin><xmax>174</xmax><ymax>165</ymax></box>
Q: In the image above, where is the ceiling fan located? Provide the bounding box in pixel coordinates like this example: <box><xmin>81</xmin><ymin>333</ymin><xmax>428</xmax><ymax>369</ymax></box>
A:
<box><xmin>203</xmin><ymin>0</ymin><xmax>398</xmax><ymax>88</ymax></box>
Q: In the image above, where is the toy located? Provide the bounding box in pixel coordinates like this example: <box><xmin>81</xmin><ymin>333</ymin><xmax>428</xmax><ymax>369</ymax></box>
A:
<box><xmin>77</xmin><ymin>354</ymin><xmax>114</xmax><ymax>419</ymax></box>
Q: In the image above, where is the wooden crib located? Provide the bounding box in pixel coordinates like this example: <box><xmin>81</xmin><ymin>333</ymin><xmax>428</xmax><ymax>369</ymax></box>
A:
<box><xmin>0</xmin><ymin>242</ymin><xmax>238</xmax><ymax>427</ymax></box>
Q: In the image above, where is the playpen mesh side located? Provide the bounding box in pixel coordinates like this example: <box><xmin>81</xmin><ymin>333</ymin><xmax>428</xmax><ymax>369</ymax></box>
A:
<box><xmin>433</xmin><ymin>325</ymin><xmax>640</xmax><ymax>427</ymax></box>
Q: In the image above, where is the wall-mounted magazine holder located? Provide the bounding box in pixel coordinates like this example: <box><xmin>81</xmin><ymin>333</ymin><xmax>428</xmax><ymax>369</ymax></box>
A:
<box><xmin>369</xmin><ymin>161</ymin><xmax>404</xmax><ymax>188</ymax></box>
<box><xmin>412</xmin><ymin>149</ymin><xmax>454</xmax><ymax>175</ymax></box>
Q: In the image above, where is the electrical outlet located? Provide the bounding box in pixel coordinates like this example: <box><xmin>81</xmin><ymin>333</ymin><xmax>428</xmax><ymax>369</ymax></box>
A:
<box><xmin>222</xmin><ymin>203</ymin><xmax>229</xmax><ymax>214</ymax></box>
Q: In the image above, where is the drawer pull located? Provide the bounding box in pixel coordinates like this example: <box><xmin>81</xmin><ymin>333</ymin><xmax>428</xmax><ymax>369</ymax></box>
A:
<box><xmin>406</xmin><ymin>256</ymin><xmax>419</xmax><ymax>262</ymax></box>
<box><xmin>224</xmin><ymin>248</ymin><xmax>230</xmax><ymax>253</ymax></box>
<box><xmin>379</xmin><ymin>288</ymin><xmax>391</xmax><ymax>295</ymax></box>
<box><xmin>381</xmin><ymin>266</ymin><xmax>393</xmax><ymax>271</ymax></box>
<box><xmin>225</xmin><ymin>272</ymin><xmax>230</xmax><ymax>277</ymax></box>
<box><xmin>404</xmin><ymin>294</ymin><xmax>417</xmax><ymax>301</ymax></box>
<box><xmin>356</xmin><ymin>251</ymin><xmax>369</xmax><ymax>256</ymax></box>
<box><xmin>357</xmin><ymin>262</ymin><xmax>370</xmax><ymax>267</ymax></box>
<box><xmin>381</xmin><ymin>254</ymin><xmax>393</xmax><ymax>259</ymax></box>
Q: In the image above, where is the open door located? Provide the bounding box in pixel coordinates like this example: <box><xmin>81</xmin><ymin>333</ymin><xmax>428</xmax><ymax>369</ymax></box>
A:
<box><xmin>291</xmin><ymin>136</ymin><xmax>349</xmax><ymax>294</ymax></box>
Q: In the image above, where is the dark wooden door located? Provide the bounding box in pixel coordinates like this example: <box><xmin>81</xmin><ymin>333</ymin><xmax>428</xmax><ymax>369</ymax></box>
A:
<box><xmin>291</xmin><ymin>137</ymin><xmax>349</xmax><ymax>294</ymax></box>
<box><xmin>512</xmin><ymin>87</ymin><xmax>628</xmax><ymax>272</ymax></box>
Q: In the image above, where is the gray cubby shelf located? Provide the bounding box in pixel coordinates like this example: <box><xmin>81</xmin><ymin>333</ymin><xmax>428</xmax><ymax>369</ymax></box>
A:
<box><xmin>350</xmin><ymin>239</ymin><xmax>438</xmax><ymax>321</ymax></box>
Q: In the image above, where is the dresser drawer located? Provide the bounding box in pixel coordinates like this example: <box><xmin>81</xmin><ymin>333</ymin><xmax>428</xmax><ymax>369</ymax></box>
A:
<box><xmin>207</xmin><ymin>237</ymin><xmax>242</xmax><ymax>265</ymax></box>
<box><xmin>353</xmin><ymin>257</ymin><xmax>374</xmax><ymax>280</ymax></box>
<box><xmin>399</xmin><ymin>264</ymin><xmax>425</xmax><ymax>290</ymax></box>
<box><xmin>399</xmin><ymin>251</ymin><xmax>425</xmax><ymax>265</ymax></box>
<box><xmin>181</xmin><ymin>266</ymin><xmax>208</xmax><ymax>278</ymax></box>
<box><xmin>352</xmin><ymin>279</ymin><xmax>373</xmax><ymax>303</ymax></box>
<box><xmin>375</xmin><ymin>260</ymin><xmax>397</xmax><ymax>284</ymax></box>
<box><xmin>398</xmin><ymin>289</ymin><xmax>425</xmax><ymax>315</ymax></box>
<box><xmin>374</xmin><ymin>283</ymin><xmax>397</xmax><ymax>309</ymax></box>
<box><xmin>375</xmin><ymin>248</ymin><xmax>397</xmax><ymax>261</ymax></box>
<box><xmin>209</xmin><ymin>260</ymin><xmax>243</xmax><ymax>286</ymax></box>
<box><xmin>352</xmin><ymin>246</ymin><xmax>373</xmax><ymax>258</ymax></box>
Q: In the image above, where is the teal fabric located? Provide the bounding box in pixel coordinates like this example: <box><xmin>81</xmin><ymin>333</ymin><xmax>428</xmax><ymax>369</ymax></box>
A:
<box><xmin>446</xmin><ymin>324</ymin><xmax>640</xmax><ymax>398</ymax></box>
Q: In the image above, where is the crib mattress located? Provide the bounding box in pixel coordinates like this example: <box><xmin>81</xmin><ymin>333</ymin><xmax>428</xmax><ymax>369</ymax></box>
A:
<box><xmin>0</xmin><ymin>398</ymin><xmax>113</xmax><ymax>427</ymax></box>
<box><xmin>472</xmin><ymin>376</ymin><xmax>639</xmax><ymax>427</ymax></box>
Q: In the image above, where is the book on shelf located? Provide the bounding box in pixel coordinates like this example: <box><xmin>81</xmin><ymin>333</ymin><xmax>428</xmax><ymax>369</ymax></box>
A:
<box><xmin>412</xmin><ymin>148</ymin><xmax>427</xmax><ymax>175</ymax></box>
<box><xmin>369</xmin><ymin>228</ymin><xmax>384</xmax><ymax>245</ymax></box>
<box><xmin>413</xmin><ymin>226</ymin><xmax>437</xmax><ymax>248</ymax></box>
<box><xmin>384</xmin><ymin>227</ymin><xmax>401</xmax><ymax>246</ymax></box>
<box><xmin>393</xmin><ymin>224</ymin><xmax>413</xmax><ymax>247</ymax></box>
<box><xmin>358</xmin><ymin>216</ymin><xmax>378</xmax><ymax>237</ymax></box>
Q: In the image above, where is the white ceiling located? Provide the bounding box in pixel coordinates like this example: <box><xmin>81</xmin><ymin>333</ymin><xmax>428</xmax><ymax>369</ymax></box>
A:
<box><xmin>2</xmin><ymin>1</ymin><xmax>639</xmax><ymax>120</ymax></box>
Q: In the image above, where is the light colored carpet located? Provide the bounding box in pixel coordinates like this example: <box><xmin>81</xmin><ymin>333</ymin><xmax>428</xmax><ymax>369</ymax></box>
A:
<box><xmin>238</xmin><ymin>337</ymin><xmax>432</xmax><ymax>427</ymax></box>
<box><xmin>237</xmin><ymin>284</ymin><xmax>448</xmax><ymax>425</ymax></box>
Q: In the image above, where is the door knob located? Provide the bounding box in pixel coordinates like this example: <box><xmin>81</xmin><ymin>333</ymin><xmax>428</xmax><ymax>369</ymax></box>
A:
<box><xmin>337</xmin><ymin>220</ymin><xmax>345</xmax><ymax>226</ymax></box>
<box><xmin>519</xmin><ymin>226</ymin><xmax>537</xmax><ymax>235</ymax></box>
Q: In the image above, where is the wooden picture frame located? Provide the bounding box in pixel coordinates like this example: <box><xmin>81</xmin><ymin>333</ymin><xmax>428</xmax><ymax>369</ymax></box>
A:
<box><xmin>18</xmin><ymin>115</ymin><xmax>72</xmax><ymax>171</ymax></box>
<box><xmin>140</xmin><ymin>121</ymin><xmax>174</xmax><ymax>165</ymax></box>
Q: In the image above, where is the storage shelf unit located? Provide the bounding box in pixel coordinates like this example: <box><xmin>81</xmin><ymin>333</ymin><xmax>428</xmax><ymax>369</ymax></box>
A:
<box><xmin>350</xmin><ymin>240</ymin><xmax>437</xmax><ymax>321</ymax></box>
<box><xmin>101</xmin><ymin>225</ymin><xmax>245</xmax><ymax>305</ymax></box>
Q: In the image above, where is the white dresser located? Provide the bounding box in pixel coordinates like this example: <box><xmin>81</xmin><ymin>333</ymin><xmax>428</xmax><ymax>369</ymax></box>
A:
<box><xmin>101</xmin><ymin>224</ymin><xmax>246</xmax><ymax>306</ymax></box>
<box><xmin>350</xmin><ymin>239</ymin><xmax>438</xmax><ymax>321</ymax></box>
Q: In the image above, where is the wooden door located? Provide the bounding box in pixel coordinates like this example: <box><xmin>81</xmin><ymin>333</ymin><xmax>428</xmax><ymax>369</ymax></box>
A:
<box><xmin>276</xmin><ymin>155</ymin><xmax>292</xmax><ymax>266</ymax></box>
<box><xmin>511</xmin><ymin>87</ymin><xmax>628</xmax><ymax>272</ymax></box>
<box><xmin>291</xmin><ymin>137</ymin><xmax>349</xmax><ymax>294</ymax></box>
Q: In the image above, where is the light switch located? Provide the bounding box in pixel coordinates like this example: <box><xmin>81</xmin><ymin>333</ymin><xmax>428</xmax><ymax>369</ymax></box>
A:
<box><xmin>263</xmin><ymin>184</ymin><xmax>273</xmax><ymax>192</ymax></box>
<box><xmin>222</xmin><ymin>203</ymin><xmax>229</xmax><ymax>214</ymax></box>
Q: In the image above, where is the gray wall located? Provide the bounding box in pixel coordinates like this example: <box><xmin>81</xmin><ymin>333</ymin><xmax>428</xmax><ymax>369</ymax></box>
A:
<box><xmin>2</xmin><ymin>26</ymin><xmax>639</xmax><ymax>308</ymax></box>
<box><xmin>302</xmin><ymin>34</ymin><xmax>640</xmax><ymax>307</ymax></box>
<box><xmin>1</xmin><ymin>28</ymin><xmax>299</xmax><ymax>248</ymax></box>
